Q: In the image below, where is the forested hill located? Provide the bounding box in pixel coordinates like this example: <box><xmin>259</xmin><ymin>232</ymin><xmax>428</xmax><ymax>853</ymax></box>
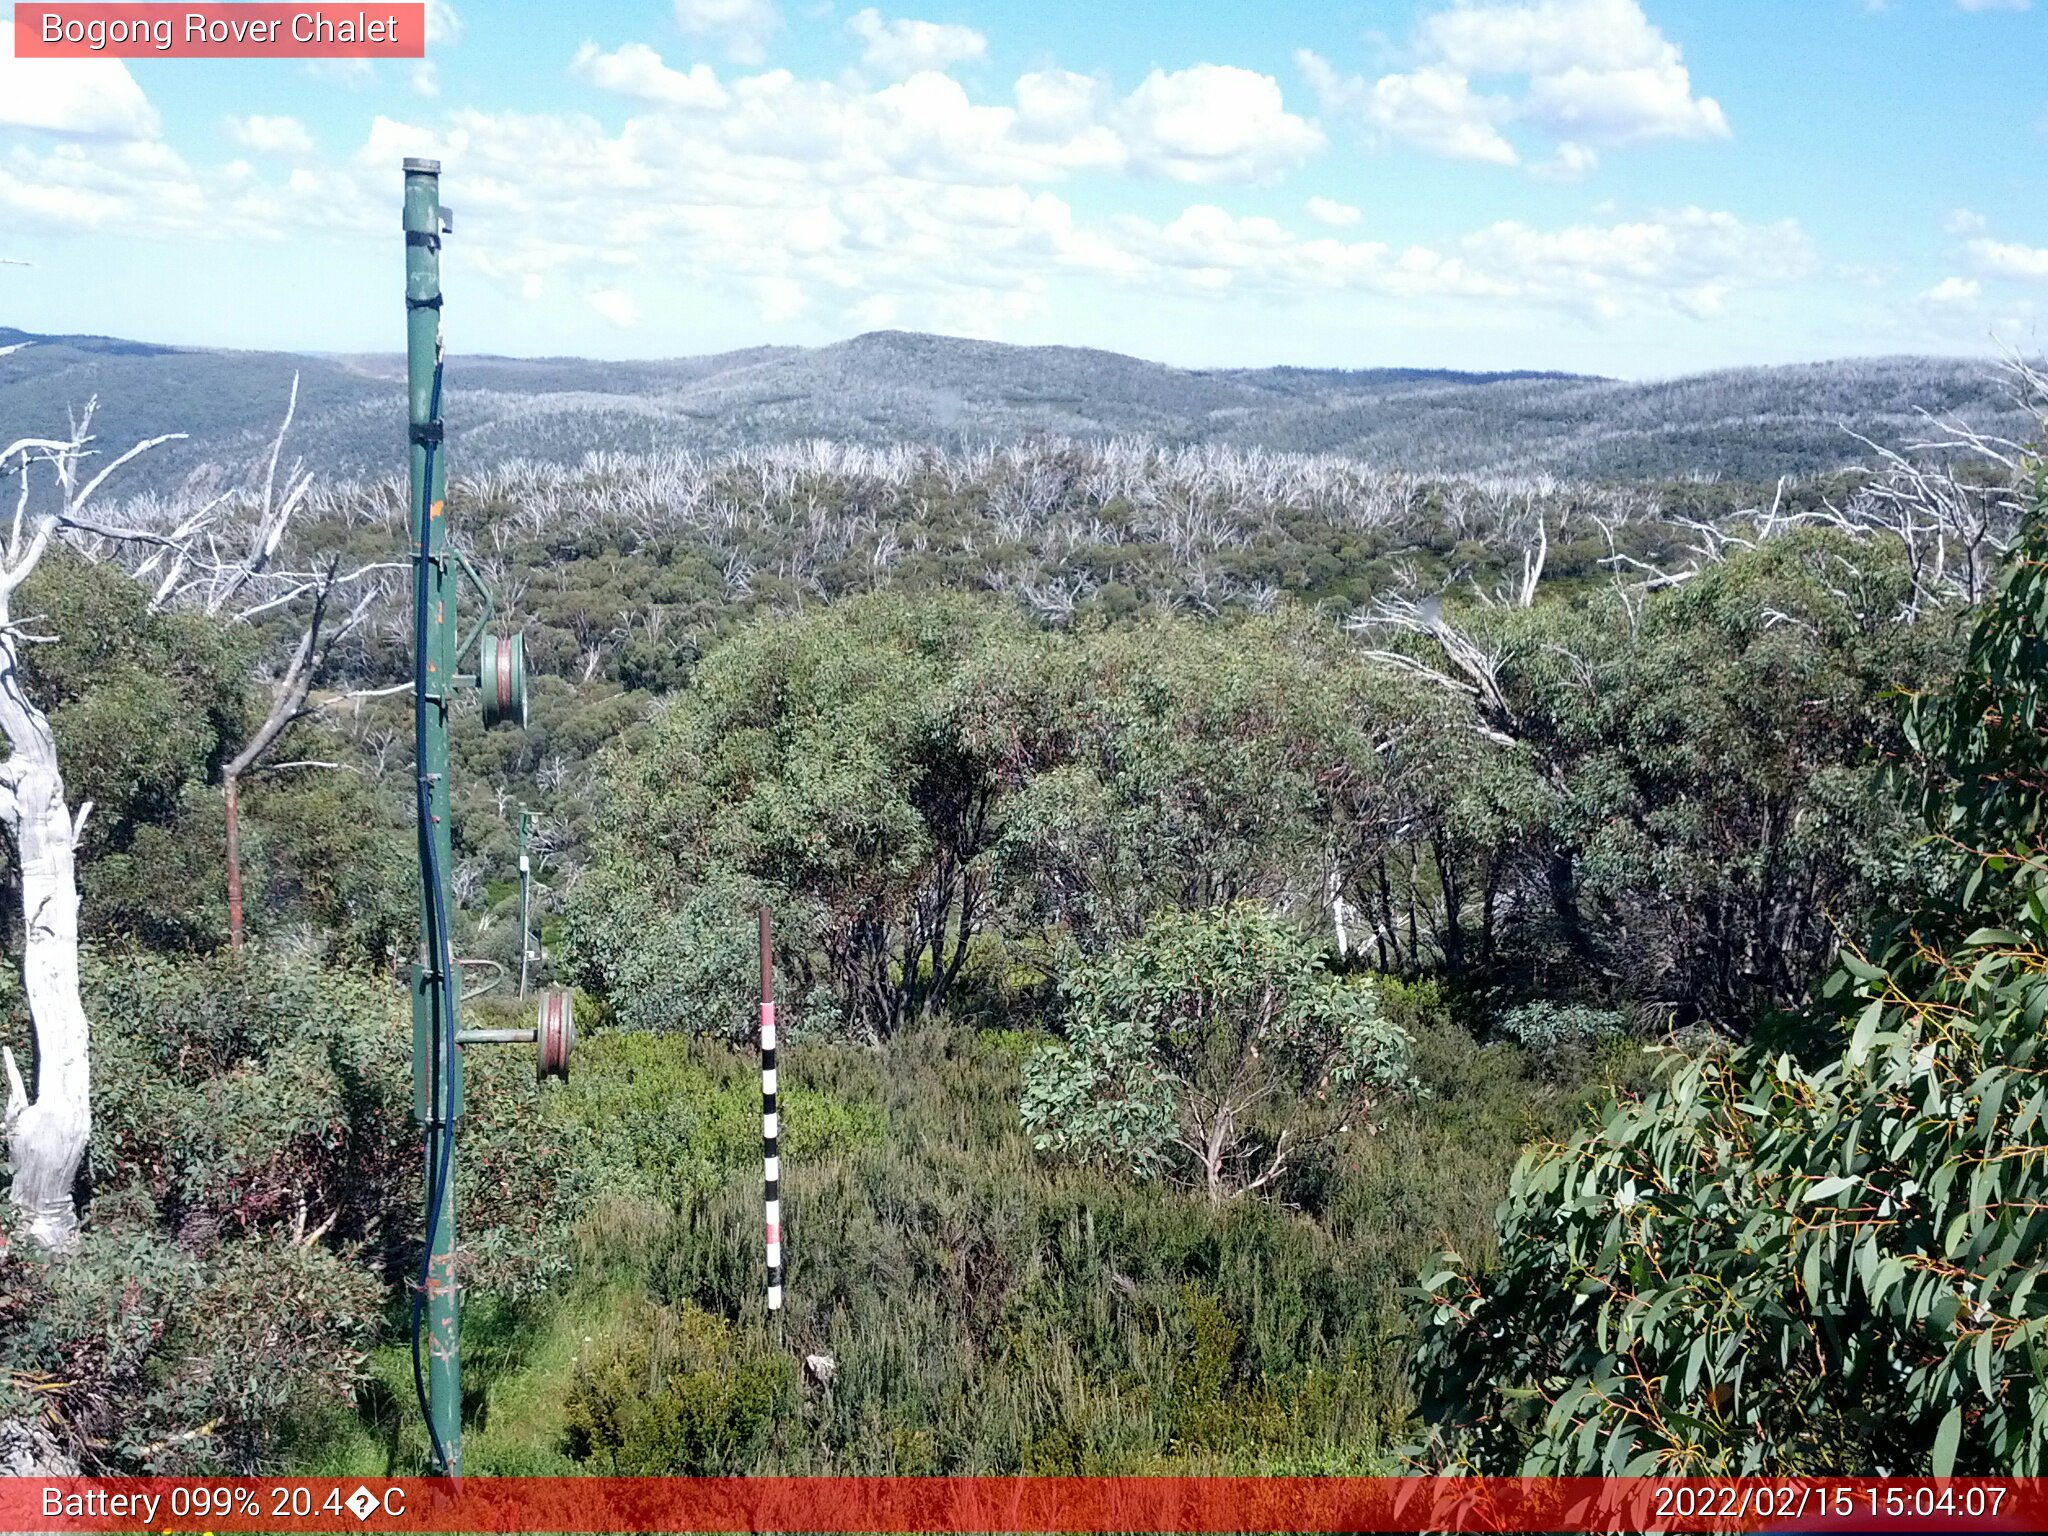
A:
<box><xmin>0</xmin><ymin>323</ymin><xmax>2032</xmax><ymax>490</ymax></box>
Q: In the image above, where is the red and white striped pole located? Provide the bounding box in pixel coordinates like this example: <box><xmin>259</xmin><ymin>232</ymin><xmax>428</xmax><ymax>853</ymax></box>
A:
<box><xmin>760</xmin><ymin>906</ymin><xmax>782</xmax><ymax>1314</ymax></box>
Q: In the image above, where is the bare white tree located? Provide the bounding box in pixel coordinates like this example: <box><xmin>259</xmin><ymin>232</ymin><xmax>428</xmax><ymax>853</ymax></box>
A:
<box><xmin>1</xmin><ymin>407</ymin><xmax>183</xmax><ymax>1250</ymax></box>
<box><xmin>1348</xmin><ymin>594</ymin><xmax>1520</xmax><ymax>749</ymax></box>
<box><xmin>1591</xmin><ymin>362</ymin><xmax>2046</xmax><ymax>619</ymax></box>
<box><xmin>0</xmin><ymin>381</ymin><xmax>394</xmax><ymax>1244</ymax></box>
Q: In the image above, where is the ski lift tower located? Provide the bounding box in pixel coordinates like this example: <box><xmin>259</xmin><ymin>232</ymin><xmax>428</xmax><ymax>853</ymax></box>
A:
<box><xmin>403</xmin><ymin>157</ymin><xmax>575</xmax><ymax>1477</ymax></box>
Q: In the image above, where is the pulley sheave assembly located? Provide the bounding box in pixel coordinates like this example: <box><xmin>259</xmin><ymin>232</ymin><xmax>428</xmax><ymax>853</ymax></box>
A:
<box><xmin>479</xmin><ymin>629</ymin><xmax>527</xmax><ymax>729</ymax></box>
<box><xmin>536</xmin><ymin>986</ymin><xmax>574</xmax><ymax>1081</ymax></box>
<box><xmin>452</xmin><ymin>985</ymin><xmax>576</xmax><ymax>1081</ymax></box>
<box><xmin>446</xmin><ymin>548</ymin><xmax>528</xmax><ymax>730</ymax></box>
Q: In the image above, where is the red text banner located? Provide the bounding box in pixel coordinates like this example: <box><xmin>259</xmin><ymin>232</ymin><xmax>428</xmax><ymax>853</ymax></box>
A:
<box><xmin>12</xmin><ymin>5</ymin><xmax>427</xmax><ymax>58</ymax></box>
<box><xmin>3</xmin><ymin>1477</ymin><xmax>2043</xmax><ymax>1533</ymax></box>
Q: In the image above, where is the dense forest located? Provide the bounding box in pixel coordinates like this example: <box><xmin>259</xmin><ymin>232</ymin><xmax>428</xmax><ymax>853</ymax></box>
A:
<box><xmin>2</xmin><ymin>371</ymin><xmax>2046</xmax><ymax>1478</ymax></box>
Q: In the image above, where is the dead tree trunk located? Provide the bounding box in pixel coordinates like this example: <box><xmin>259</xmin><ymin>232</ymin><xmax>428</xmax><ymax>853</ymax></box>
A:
<box><xmin>221</xmin><ymin>595</ymin><xmax>387</xmax><ymax>950</ymax></box>
<box><xmin>221</xmin><ymin>621</ymin><xmax>320</xmax><ymax>951</ymax></box>
<box><xmin>0</xmin><ymin>654</ymin><xmax>90</xmax><ymax>1250</ymax></box>
<box><xmin>203</xmin><ymin>386</ymin><xmax>390</xmax><ymax>950</ymax></box>
<box><xmin>0</xmin><ymin>391</ymin><xmax>382</xmax><ymax>1245</ymax></box>
<box><xmin>1</xmin><ymin>413</ymin><xmax>182</xmax><ymax>1251</ymax></box>
<box><xmin>224</xmin><ymin>774</ymin><xmax>246</xmax><ymax>949</ymax></box>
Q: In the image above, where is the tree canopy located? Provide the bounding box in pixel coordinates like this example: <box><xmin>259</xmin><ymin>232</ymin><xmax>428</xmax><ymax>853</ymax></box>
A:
<box><xmin>1408</xmin><ymin>469</ymin><xmax>2048</xmax><ymax>1475</ymax></box>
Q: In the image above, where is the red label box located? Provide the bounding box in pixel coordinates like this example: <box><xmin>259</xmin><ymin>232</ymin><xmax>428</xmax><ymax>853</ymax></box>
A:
<box><xmin>12</xmin><ymin>4</ymin><xmax>427</xmax><ymax>58</ymax></box>
<box><xmin>4</xmin><ymin>1477</ymin><xmax>2045</xmax><ymax>1534</ymax></box>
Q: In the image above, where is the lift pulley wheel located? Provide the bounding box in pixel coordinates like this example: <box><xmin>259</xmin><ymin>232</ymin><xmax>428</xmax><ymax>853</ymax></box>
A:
<box><xmin>537</xmin><ymin>986</ymin><xmax>574</xmax><ymax>1081</ymax></box>
<box><xmin>480</xmin><ymin>630</ymin><xmax>528</xmax><ymax>729</ymax></box>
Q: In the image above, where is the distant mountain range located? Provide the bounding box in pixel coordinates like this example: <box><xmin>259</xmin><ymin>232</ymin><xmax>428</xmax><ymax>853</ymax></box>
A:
<box><xmin>1</xmin><ymin>325</ymin><xmax>2033</xmax><ymax>494</ymax></box>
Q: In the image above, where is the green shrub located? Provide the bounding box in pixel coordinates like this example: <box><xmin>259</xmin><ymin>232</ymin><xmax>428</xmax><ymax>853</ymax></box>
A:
<box><xmin>566</xmin><ymin>594</ymin><xmax>1043</xmax><ymax>1040</ymax></box>
<box><xmin>0</xmin><ymin>1197</ymin><xmax>379</xmax><ymax>1473</ymax></box>
<box><xmin>238</xmin><ymin>769</ymin><xmax>415</xmax><ymax>971</ymax></box>
<box><xmin>543</xmin><ymin>1031</ymin><xmax>883</xmax><ymax>1222</ymax></box>
<box><xmin>991</xmin><ymin>616</ymin><xmax>1393</xmax><ymax>951</ymax></box>
<box><xmin>563</xmin><ymin>1299</ymin><xmax>795</xmax><ymax>1473</ymax></box>
<box><xmin>1371</xmin><ymin>976</ymin><xmax>1454</xmax><ymax>1037</ymax></box>
<box><xmin>1490</xmin><ymin>1001</ymin><xmax>1627</xmax><ymax>1053</ymax></box>
<box><xmin>0</xmin><ymin>947</ymin><xmax>586</xmax><ymax>1474</ymax></box>
<box><xmin>559</xmin><ymin>868</ymin><xmax>791</xmax><ymax>1044</ymax></box>
<box><xmin>1021</xmin><ymin>905</ymin><xmax>1417</xmax><ymax>1199</ymax></box>
<box><xmin>83</xmin><ymin>949</ymin><xmax>573</xmax><ymax>1297</ymax></box>
<box><xmin>521</xmin><ymin>1022</ymin><xmax>1632</xmax><ymax>1476</ymax></box>
<box><xmin>84</xmin><ymin>947</ymin><xmax>403</xmax><ymax>1247</ymax></box>
<box><xmin>11</xmin><ymin>551</ymin><xmax>250</xmax><ymax>935</ymax></box>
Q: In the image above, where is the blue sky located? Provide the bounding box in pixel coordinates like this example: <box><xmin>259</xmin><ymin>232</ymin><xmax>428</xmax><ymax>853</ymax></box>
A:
<box><xmin>2</xmin><ymin>0</ymin><xmax>2045</xmax><ymax>375</ymax></box>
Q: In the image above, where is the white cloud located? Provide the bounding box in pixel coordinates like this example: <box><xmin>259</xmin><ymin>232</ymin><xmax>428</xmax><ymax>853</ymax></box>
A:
<box><xmin>1116</xmin><ymin>66</ymin><xmax>1324</xmax><ymax>183</ymax></box>
<box><xmin>1014</xmin><ymin>69</ymin><xmax>1110</xmax><ymax>141</ymax></box>
<box><xmin>675</xmin><ymin>0</ymin><xmax>781</xmax><ymax>65</ymax></box>
<box><xmin>1305</xmin><ymin>196</ymin><xmax>1362</xmax><ymax>227</ymax></box>
<box><xmin>754</xmin><ymin>274</ymin><xmax>807</xmax><ymax>321</ymax></box>
<box><xmin>412</xmin><ymin>62</ymin><xmax>442</xmax><ymax>98</ymax></box>
<box><xmin>1954</xmin><ymin>0</ymin><xmax>2030</xmax><ymax>11</ymax></box>
<box><xmin>1443</xmin><ymin>0</ymin><xmax>1729</xmax><ymax>142</ymax></box>
<box><xmin>846</xmin><ymin>10</ymin><xmax>987</xmax><ymax>79</ymax></box>
<box><xmin>0</xmin><ymin>54</ymin><xmax>159</xmax><ymax>139</ymax></box>
<box><xmin>359</xmin><ymin>114</ymin><xmax>443</xmax><ymax>170</ymax></box>
<box><xmin>1530</xmin><ymin>140</ymin><xmax>1598</xmax><ymax>180</ymax></box>
<box><xmin>589</xmin><ymin>287</ymin><xmax>641</xmax><ymax>328</ymax></box>
<box><xmin>0</xmin><ymin>28</ymin><xmax>1797</xmax><ymax>349</ymax></box>
<box><xmin>1299</xmin><ymin>51</ymin><xmax>1518</xmax><ymax>164</ymax></box>
<box><xmin>1292</xmin><ymin>54</ymin><xmax>1360</xmax><ymax>113</ymax></box>
<box><xmin>1066</xmin><ymin>200</ymin><xmax>1811</xmax><ymax>328</ymax></box>
<box><xmin>1424</xmin><ymin>0</ymin><xmax>1676</xmax><ymax>75</ymax></box>
<box><xmin>1921</xmin><ymin>277</ymin><xmax>1982</xmax><ymax>306</ymax></box>
<box><xmin>311</xmin><ymin>100</ymin><xmax>1101</xmax><ymax>335</ymax></box>
<box><xmin>1969</xmin><ymin>237</ymin><xmax>2048</xmax><ymax>279</ymax></box>
<box><xmin>1368</xmin><ymin>66</ymin><xmax>1519</xmax><ymax>164</ymax></box>
<box><xmin>0</xmin><ymin>92</ymin><xmax>1815</xmax><ymax>343</ymax></box>
<box><xmin>839</xmin><ymin>69</ymin><xmax>1124</xmax><ymax>181</ymax></box>
<box><xmin>0</xmin><ymin>139</ymin><xmax>274</xmax><ymax>239</ymax></box>
<box><xmin>426</xmin><ymin>2</ymin><xmax>464</xmax><ymax>44</ymax></box>
<box><xmin>573</xmin><ymin>43</ymin><xmax>729</xmax><ymax>109</ymax></box>
<box><xmin>1520</xmin><ymin>58</ymin><xmax>1727</xmax><ymax>145</ymax></box>
<box><xmin>1302</xmin><ymin>0</ymin><xmax>1726</xmax><ymax>174</ymax></box>
<box><xmin>556</xmin><ymin>62</ymin><xmax>1124</xmax><ymax>185</ymax></box>
<box><xmin>224</xmin><ymin>115</ymin><xmax>316</xmax><ymax>155</ymax></box>
<box><xmin>1464</xmin><ymin>207</ymin><xmax>1808</xmax><ymax>282</ymax></box>
<box><xmin>852</xmin><ymin>294</ymin><xmax>899</xmax><ymax>327</ymax></box>
<box><xmin>1944</xmin><ymin>208</ymin><xmax>1989</xmax><ymax>235</ymax></box>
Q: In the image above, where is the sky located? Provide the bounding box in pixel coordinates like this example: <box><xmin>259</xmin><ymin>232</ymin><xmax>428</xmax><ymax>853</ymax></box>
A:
<box><xmin>1</xmin><ymin>0</ymin><xmax>2045</xmax><ymax>376</ymax></box>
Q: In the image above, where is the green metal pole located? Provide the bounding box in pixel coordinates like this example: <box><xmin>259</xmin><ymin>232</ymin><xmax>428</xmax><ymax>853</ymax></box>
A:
<box><xmin>404</xmin><ymin>155</ymin><xmax>462</xmax><ymax>1477</ymax></box>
